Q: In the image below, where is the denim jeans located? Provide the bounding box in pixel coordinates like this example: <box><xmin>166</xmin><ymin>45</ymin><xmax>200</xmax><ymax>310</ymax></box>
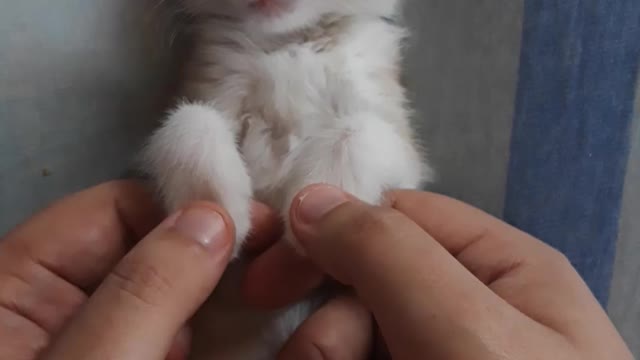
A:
<box><xmin>504</xmin><ymin>0</ymin><xmax>640</xmax><ymax>306</ymax></box>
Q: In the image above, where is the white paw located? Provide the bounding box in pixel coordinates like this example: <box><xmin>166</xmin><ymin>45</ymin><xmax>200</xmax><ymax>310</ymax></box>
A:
<box><xmin>142</xmin><ymin>103</ymin><xmax>253</xmax><ymax>257</ymax></box>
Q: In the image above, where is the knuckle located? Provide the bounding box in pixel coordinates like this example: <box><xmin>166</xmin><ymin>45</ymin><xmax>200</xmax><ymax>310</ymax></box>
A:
<box><xmin>0</xmin><ymin>273</ymin><xmax>24</xmax><ymax>313</ymax></box>
<box><xmin>542</xmin><ymin>246</ymin><xmax>574</xmax><ymax>272</ymax></box>
<box><xmin>0</xmin><ymin>305</ymin><xmax>49</xmax><ymax>360</ymax></box>
<box><xmin>108</xmin><ymin>260</ymin><xmax>173</xmax><ymax>307</ymax></box>
<box><xmin>0</xmin><ymin>261</ymin><xmax>87</xmax><ymax>334</ymax></box>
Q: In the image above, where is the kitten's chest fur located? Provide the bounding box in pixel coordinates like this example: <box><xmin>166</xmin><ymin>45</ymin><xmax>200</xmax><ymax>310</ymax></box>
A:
<box><xmin>181</xmin><ymin>16</ymin><xmax>409</xmax><ymax>207</ymax></box>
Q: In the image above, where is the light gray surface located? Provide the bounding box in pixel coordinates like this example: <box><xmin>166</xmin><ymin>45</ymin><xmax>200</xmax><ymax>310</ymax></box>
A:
<box><xmin>609</xmin><ymin>77</ymin><xmax>640</xmax><ymax>356</ymax></box>
<box><xmin>0</xmin><ymin>0</ymin><xmax>171</xmax><ymax>231</ymax></box>
<box><xmin>404</xmin><ymin>0</ymin><xmax>523</xmax><ymax>215</ymax></box>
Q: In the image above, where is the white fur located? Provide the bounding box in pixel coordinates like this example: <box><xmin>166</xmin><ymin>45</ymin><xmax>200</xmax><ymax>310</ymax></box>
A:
<box><xmin>142</xmin><ymin>103</ymin><xmax>252</xmax><ymax>258</ymax></box>
<box><xmin>142</xmin><ymin>0</ymin><xmax>431</xmax><ymax>358</ymax></box>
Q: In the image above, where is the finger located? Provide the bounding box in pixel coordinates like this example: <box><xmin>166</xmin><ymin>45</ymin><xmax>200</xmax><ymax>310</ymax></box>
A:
<box><xmin>243</xmin><ymin>240</ymin><xmax>324</xmax><ymax>309</ymax></box>
<box><xmin>166</xmin><ymin>327</ymin><xmax>192</xmax><ymax>360</ymax></box>
<box><xmin>384</xmin><ymin>190</ymin><xmax>627</xmax><ymax>356</ymax></box>
<box><xmin>385</xmin><ymin>192</ymin><xmax>601</xmax><ymax>320</ymax></box>
<box><xmin>1</xmin><ymin>180</ymin><xmax>162</xmax><ymax>291</ymax></box>
<box><xmin>0</xmin><ymin>180</ymin><xmax>160</xmax><ymax>353</ymax></box>
<box><xmin>0</xmin><ymin>257</ymin><xmax>87</xmax><ymax>336</ymax></box>
<box><xmin>385</xmin><ymin>190</ymin><xmax>562</xmax><ymax>283</ymax></box>
<box><xmin>278</xmin><ymin>295</ymin><xmax>373</xmax><ymax>360</ymax></box>
<box><xmin>290</xmin><ymin>185</ymin><xmax>556</xmax><ymax>359</ymax></box>
<box><xmin>0</xmin><ymin>305</ymin><xmax>49</xmax><ymax>360</ymax></box>
<box><xmin>0</xmin><ymin>181</ymin><xmax>161</xmax><ymax>360</ymax></box>
<box><xmin>243</xmin><ymin>202</ymin><xmax>283</xmax><ymax>253</ymax></box>
<box><xmin>0</xmin><ymin>180</ymin><xmax>277</xmax><ymax>339</ymax></box>
<box><xmin>43</xmin><ymin>202</ymin><xmax>234</xmax><ymax>360</ymax></box>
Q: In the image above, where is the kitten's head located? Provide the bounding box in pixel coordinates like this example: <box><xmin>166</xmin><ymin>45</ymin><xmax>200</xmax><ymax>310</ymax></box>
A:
<box><xmin>179</xmin><ymin>0</ymin><xmax>400</xmax><ymax>33</ymax></box>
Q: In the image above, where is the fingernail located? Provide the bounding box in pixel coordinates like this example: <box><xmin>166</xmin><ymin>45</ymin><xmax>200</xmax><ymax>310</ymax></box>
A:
<box><xmin>297</xmin><ymin>186</ymin><xmax>349</xmax><ymax>224</ymax></box>
<box><xmin>173</xmin><ymin>207</ymin><xmax>227</xmax><ymax>248</ymax></box>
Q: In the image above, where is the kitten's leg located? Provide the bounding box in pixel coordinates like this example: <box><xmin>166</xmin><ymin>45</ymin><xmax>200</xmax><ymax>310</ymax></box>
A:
<box><xmin>142</xmin><ymin>103</ymin><xmax>252</xmax><ymax>257</ymax></box>
<box><xmin>280</xmin><ymin>113</ymin><xmax>429</xmax><ymax>250</ymax></box>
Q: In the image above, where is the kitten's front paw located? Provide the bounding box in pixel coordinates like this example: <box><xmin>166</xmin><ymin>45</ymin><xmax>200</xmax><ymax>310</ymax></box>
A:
<box><xmin>142</xmin><ymin>103</ymin><xmax>254</xmax><ymax>259</ymax></box>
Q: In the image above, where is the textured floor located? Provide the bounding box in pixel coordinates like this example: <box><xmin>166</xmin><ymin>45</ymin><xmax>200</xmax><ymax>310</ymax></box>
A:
<box><xmin>0</xmin><ymin>0</ymin><xmax>638</xmax><ymax>355</ymax></box>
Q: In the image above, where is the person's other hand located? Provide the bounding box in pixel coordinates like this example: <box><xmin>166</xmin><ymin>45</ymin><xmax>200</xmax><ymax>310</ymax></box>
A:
<box><xmin>0</xmin><ymin>180</ymin><xmax>279</xmax><ymax>360</ymax></box>
<box><xmin>244</xmin><ymin>185</ymin><xmax>633</xmax><ymax>360</ymax></box>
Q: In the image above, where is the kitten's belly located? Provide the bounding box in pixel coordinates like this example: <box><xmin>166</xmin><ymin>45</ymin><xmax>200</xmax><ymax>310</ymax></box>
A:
<box><xmin>225</xmin><ymin>44</ymin><xmax>366</xmax><ymax>208</ymax></box>
<box><xmin>173</xmin><ymin>18</ymin><xmax>408</xmax><ymax>359</ymax></box>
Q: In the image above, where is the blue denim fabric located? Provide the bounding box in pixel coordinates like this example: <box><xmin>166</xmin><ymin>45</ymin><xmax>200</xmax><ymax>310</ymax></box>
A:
<box><xmin>505</xmin><ymin>0</ymin><xmax>640</xmax><ymax>306</ymax></box>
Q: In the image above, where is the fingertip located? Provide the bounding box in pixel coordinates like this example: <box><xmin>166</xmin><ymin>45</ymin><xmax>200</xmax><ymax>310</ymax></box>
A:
<box><xmin>288</xmin><ymin>185</ymin><xmax>351</xmax><ymax>256</ymax></box>
<box><xmin>291</xmin><ymin>185</ymin><xmax>350</xmax><ymax>226</ymax></box>
<box><xmin>167</xmin><ymin>203</ymin><xmax>234</xmax><ymax>256</ymax></box>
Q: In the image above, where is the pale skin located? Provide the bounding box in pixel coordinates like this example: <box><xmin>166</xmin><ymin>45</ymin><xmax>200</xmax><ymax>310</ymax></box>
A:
<box><xmin>0</xmin><ymin>181</ymin><xmax>633</xmax><ymax>360</ymax></box>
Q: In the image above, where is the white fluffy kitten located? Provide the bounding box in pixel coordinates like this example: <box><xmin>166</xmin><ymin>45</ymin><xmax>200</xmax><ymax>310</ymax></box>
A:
<box><xmin>142</xmin><ymin>0</ymin><xmax>430</xmax><ymax>358</ymax></box>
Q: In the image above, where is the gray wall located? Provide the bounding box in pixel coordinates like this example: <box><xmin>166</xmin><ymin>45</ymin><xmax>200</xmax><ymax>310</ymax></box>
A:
<box><xmin>0</xmin><ymin>0</ymin><xmax>172</xmax><ymax>231</ymax></box>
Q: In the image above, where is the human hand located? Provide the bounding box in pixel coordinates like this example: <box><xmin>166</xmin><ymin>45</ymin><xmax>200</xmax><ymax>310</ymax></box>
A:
<box><xmin>243</xmin><ymin>185</ymin><xmax>633</xmax><ymax>360</ymax></box>
<box><xmin>0</xmin><ymin>180</ymin><xmax>279</xmax><ymax>360</ymax></box>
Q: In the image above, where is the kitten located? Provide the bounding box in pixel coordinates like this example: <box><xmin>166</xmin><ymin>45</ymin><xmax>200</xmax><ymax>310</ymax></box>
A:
<box><xmin>142</xmin><ymin>0</ymin><xmax>431</xmax><ymax>358</ymax></box>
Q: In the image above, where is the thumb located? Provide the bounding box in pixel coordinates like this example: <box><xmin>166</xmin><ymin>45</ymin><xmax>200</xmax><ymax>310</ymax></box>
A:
<box><xmin>289</xmin><ymin>185</ymin><xmax>432</xmax><ymax>291</ymax></box>
<box><xmin>289</xmin><ymin>186</ymin><xmax>540</xmax><ymax>360</ymax></box>
<box><xmin>44</xmin><ymin>202</ymin><xmax>234</xmax><ymax>360</ymax></box>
